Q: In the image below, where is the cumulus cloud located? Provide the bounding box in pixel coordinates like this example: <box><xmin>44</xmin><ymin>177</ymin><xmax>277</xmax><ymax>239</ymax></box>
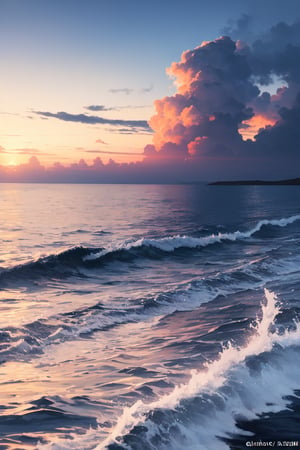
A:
<box><xmin>143</xmin><ymin>21</ymin><xmax>300</xmax><ymax>177</ymax></box>
<box><xmin>253</xmin><ymin>93</ymin><xmax>300</xmax><ymax>155</ymax></box>
<box><xmin>145</xmin><ymin>36</ymin><xmax>257</xmax><ymax>159</ymax></box>
<box><xmin>250</xmin><ymin>21</ymin><xmax>300</xmax><ymax>84</ymax></box>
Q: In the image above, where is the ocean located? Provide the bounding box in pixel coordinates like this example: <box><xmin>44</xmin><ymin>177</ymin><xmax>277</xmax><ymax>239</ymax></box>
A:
<box><xmin>0</xmin><ymin>183</ymin><xmax>300</xmax><ymax>450</ymax></box>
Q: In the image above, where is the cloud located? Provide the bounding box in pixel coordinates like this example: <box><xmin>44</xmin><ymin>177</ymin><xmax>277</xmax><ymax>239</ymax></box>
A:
<box><xmin>222</xmin><ymin>14</ymin><xmax>254</xmax><ymax>42</ymax></box>
<box><xmin>26</xmin><ymin>155</ymin><xmax>43</xmax><ymax>167</ymax></box>
<box><xmin>0</xmin><ymin>156</ymin><xmax>205</xmax><ymax>183</ymax></box>
<box><xmin>0</xmin><ymin>147</ymin><xmax>52</xmax><ymax>156</ymax></box>
<box><xmin>145</xmin><ymin>36</ymin><xmax>257</xmax><ymax>160</ymax></box>
<box><xmin>34</xmin><ymin>110</ymin><xmax>150</xmax><ymax>130</ymax></box>
<box><xmin>109</xmin><ymin>88</ymin><xmax>133</xmax><ymax>95</ymax></box>
<box><xmin>85</xmin><ymin>150</ymin><xmax>143</xmax><ymax>156</ymax></box>
<box><xmin>253</xmin><ymin>93</ymin><xmax>300</xmax><ymax>155</ymax></box>
<box><xmin>141</xmin><ymin>84</ymin><xmax>154</xmax><ymax>93</ymax></box>
<box><xmin>86</xmin><ymin>104</ymin><xmax>151</xmax><ymax>112</ymax></box>
<box><xmin>107</xmin><ymin>127</ymin><xmax>153</xmax><ymax>135</ymax></box>
<box><xmin>3</xmin><ymin>21</ymin><xmax>300</xmax><ymax>182</ymax></box>
<box><xmin>118</xmin><ymin>104</ymin><xmax>151</xmax><ymax>110</ymax></box>
<box><xmin>143</xmin><ymin>21</ymin><xmax>300</xmax><ymax>177</ymax></box>
<box><xmin>96</xmin><ymin>139</ymin><xmax>108</xmax><ymax>145</ymax></box>
<box><xmin>249</xmin><ymin>21</ymin><xmax>300</xmax><ymax>85</ymax></box>
<box><xmin>109</xmin><ymin>85</ymin><xmax>153</xmax><ymax>95</ymax></box>
<box><xmin>14</xmin><ymin>148</ymin><xmax>44</xmax><ymax>155</ymax></box>
<box><xmin>84</xmin><ymin>105</ymin><xmax>115</xmax><ymax>112</ymax></box>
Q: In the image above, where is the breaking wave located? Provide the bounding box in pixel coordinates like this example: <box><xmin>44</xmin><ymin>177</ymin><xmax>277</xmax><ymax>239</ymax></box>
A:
<box><xmin>37</xmin><ymin>289</ymin><xmax>300</xmax><ymax>450</ymax></box>
<box><xmin>1</xmin><ymin>215</ymin><xmax>299</xmax><ymax>286</ymax></box>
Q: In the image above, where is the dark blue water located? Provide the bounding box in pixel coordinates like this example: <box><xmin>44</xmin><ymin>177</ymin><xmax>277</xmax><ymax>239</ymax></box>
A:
<box><xmin>0</xmin><ymin>183</ymin><xmax>299</xmax><ymax>450</ymax></box>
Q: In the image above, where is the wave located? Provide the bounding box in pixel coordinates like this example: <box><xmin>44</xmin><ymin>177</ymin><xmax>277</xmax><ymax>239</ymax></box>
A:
<box><xmin>0</xmin><ymin>270</ymin><xmax>263</xmax><ymax>362</ymax></box>
<box><xmin>97</xmin><ymin>289</ymin><xmax>300</xmax><ymax>449</ymax></box>
<box><xmin>37</xmin><ymin>290</ymin><xmax>300</xmax><ymax>450</ymax></box>
<box><xmin>0</xmin><ymin>246</ymin><xmax>100</xmax><ymax>285</ymax></box>
<box><xmin>85</xmin><ymin>214</ymin><xmax>300</xmax><ymax>261</ymax></box>
<box><xmin>1</xmin><ymin>214</ymin><xmax>299</xmax><ymax>286</ymax></box>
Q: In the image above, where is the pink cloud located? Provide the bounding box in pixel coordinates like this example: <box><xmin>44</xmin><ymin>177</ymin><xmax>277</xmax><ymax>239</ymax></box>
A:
<box><xmin>144</xmin><ymin>23</ymin><xmax>300</xmax><ymax>167</ymax></box>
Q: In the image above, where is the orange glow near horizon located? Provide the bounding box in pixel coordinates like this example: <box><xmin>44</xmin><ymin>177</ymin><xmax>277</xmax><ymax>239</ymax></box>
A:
<box><xmin>239</xmin><ymin>114</ymin><xmax>277</xmax><ymax>141</ymax></box>
<box><xmin>0</xmin><ymin>154</ymin><xmax>22</xmax><ymax>167</ymax></box>
<box><xmin>0</xmin><ymin>151</ymin><xmax>145</xmax><ymax>169</ymax></box>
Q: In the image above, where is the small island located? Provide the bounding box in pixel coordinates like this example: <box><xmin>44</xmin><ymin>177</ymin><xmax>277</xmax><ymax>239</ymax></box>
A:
<box><xmin>209</xmin><ymin>178</ymin><xmax>300</xmax><ymax>186</ymax></box>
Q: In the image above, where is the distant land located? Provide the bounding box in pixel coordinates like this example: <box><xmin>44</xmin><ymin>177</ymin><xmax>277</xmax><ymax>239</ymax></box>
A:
<box><xmin>209</xmin><ymin>178</ymin><xmax>300</xmax><ymax>186</ymax></box>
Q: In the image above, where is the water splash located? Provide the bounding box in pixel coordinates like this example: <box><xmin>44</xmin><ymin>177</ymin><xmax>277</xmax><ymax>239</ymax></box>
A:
<box><xmin>37</xmin><ymin>288</ymin><xmax>300</xmax><ymax>450</ymax></box>
<box><xmin>97</xmin><ymin>289</ymin><xmax>281</xmax><ymax>448</ymax></box>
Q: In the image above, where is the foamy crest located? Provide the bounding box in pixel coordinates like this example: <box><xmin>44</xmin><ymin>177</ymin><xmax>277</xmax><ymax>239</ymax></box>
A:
<box><xmin>85</xmin><ymin>214</ymin><xmax>300</xmax><ymax>261</ymax></box>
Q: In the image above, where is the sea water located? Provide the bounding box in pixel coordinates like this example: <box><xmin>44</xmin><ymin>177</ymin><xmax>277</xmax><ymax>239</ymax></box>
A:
<box><xmin>0</xmin><ymin>183</ymin><xmax>299</xmax><ymax>449</ymax></box>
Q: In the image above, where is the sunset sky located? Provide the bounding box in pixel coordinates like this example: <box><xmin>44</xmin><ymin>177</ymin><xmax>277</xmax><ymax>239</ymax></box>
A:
<box><xmin>1</xmin><ymin>0</ymin><xmax>300</xmax><ymax>181</ymax></box>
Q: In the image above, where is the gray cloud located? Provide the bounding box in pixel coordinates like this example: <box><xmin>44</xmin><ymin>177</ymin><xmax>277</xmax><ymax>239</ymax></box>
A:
<box><xmin>141</xmin><ymin>84</ymin><xmax>154</xmax><ymax>93</ymax></box>
<box><xmin>118</xmin><ymin>104</ymin><xmax>151</xmax><ymax>110</ymax></box>
<box><xmin>84</xmin><ymin>105</ymin><xmax>115</xmax><ymax>112</ymax></box>
<box><xmin>34</xmin><ymin>111</ymin><xmax>150</xmax><ymax>130</ymax></box>
<box><xmin>86</xmin><ymin>104</ymin><xmax>151</xmax><ymax>112</ymax></box>
<box><xmin>250</xmin><ymin>21</ymin><xmax>300</xmax><ymax>85</ymax></box>
<box><xmin>107</xmin><ymin>127</ymin><xmax>153</xmax><ymax>135</ymax></box>
<box><xmin>109</xmin><ymin>85</ymin><xmax>153</xmax><ymax>96</ymax></box>
<box><xmin>109</xmin><ymin>88</ymin><xmax>133</xmax><ymax>95</ymax></box>
<box><xmin>222</xmin><ymin>15</ymin><xmax>255</xmax><ymax>42</ymax></box>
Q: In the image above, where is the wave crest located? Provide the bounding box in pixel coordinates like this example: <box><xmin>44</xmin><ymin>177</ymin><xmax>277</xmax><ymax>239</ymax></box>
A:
<box><xmin>1</xmin><ymin>214</ymin><xmax>299</xmax><ymax>286</ymax></box>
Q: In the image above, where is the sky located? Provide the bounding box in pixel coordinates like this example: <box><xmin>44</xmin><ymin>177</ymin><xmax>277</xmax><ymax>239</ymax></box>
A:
<box><xmin>1</xmin><ymin>0</ymin><xmax>300</xmax><ymax>182</ymax></box>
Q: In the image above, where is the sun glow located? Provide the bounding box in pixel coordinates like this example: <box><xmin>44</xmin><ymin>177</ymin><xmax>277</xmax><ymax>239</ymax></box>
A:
<box><xmin>1</xmin><ymin>154</ymin><xmax>22</xmax><ymax>167</ymax></box>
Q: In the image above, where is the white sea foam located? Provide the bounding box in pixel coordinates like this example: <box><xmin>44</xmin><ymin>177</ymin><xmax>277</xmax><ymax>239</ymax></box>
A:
<box><xmin>38</xmin><ymin>289</ymin><xmax>300</xmax><ymax>449</ymax></box>
<box><xmin>96</xmin><ymin>289</ymin><xmax>283</xmax><ymax>448</ymax></box>
<box><xmin>16</xmin><ymin>243</ymin><xmax>300</xmax><ymax>364</ymax></box>
<box><xmin>96</xmin><ymin>289</ymin><xmax>300</xmax><ymax>449</ymax></box>
<box><xmin>85</xmin><ymin>214</ymin><xmax>300</xmax><ymax>261</ymax></box>
<box><xmin>44</xmin><ymin>274</ymin><xmax>262</xmax><ymax>342</ymax></box>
